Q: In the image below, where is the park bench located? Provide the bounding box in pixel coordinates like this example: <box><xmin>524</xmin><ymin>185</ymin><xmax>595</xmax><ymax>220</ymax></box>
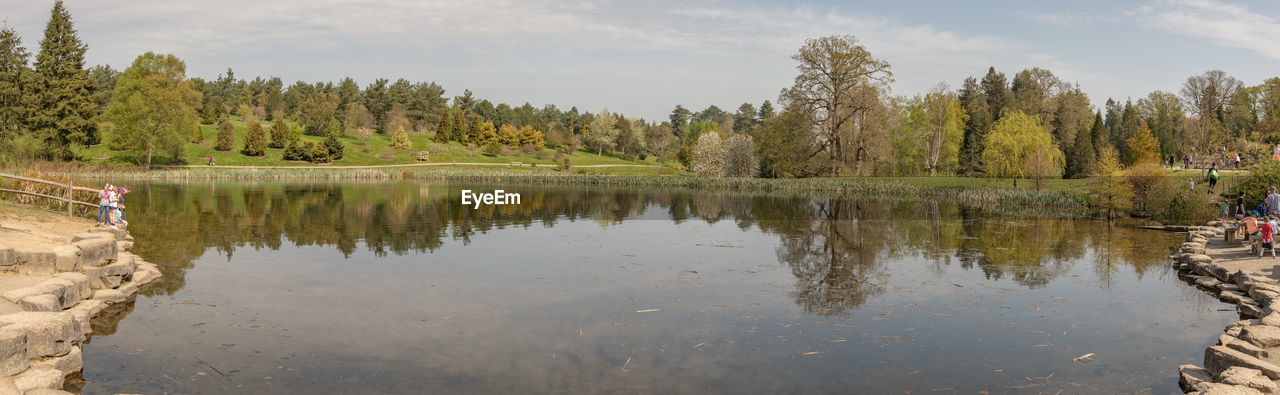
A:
<box><xmin>413</xmin><ymin>151</ymin><xmax>429</xmax><ymax>161</ymax></box>
<box><xmin>509</xmin><ymin>162</ymin><xmax>522</xmax><ymax>167</ymax></box>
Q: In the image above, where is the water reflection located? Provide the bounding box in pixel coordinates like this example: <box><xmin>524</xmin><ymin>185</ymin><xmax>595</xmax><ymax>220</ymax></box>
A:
<box><xmin>127</xmin><ymin>181</ymin><xmax>1176</xmax><ymax>317</ymax></box>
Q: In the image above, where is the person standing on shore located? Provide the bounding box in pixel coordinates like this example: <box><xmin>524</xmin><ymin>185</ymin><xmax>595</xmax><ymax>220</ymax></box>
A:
<box><xmin>115</xmin><ymin>186</ymin><xmax>129</xmax><ymax>226</ymax></box>
<box><xmin>1238</xmin><ymin>191</ymin><xmax>1248</xmax><ymax>218</ymax></box>
<box><xmin>107</xmin><ymin>186</ymin><xmax>119</xmax><ymax>229</ymax></box>
<box><xmin>97</xmin><ymin>184</ymin><xmax>111</xmax><ymax>225</ymax></box>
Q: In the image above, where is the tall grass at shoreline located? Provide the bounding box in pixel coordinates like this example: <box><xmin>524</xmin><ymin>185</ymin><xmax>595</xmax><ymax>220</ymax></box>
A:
<box><xmin>65</xmin><ymin>167</ymin><xmax>1091</xmax><ymax>211</ymax></box>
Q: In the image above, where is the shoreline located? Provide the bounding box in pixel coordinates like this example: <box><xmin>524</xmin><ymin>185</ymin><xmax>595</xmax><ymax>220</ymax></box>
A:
<box><xmin>61</xmin><ymin>167</ymin><xmax>1095</xmax><ymax>213</ymax></box>
<box><xmin>1171</xmin><ymin>223</ymin><xmax>1280</xmax><ymax>393</ymax></box>
<box><xmin>0</xmin><ymin>203</ymin><xmax>161</xmax><ymax>393</ymax></box>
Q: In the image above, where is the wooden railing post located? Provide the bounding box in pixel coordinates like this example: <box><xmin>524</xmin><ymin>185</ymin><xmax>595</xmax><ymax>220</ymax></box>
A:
<box><xmin>65</xmin><ymin>180</ymin><xmax>73</xmax><ymax>217</ymax></box>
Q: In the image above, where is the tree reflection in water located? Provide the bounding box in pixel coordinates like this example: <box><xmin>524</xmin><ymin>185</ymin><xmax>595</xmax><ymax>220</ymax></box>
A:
<box><xmin>124</xmin><ymin>181</ymin><xmax>1175</xmax><ymax>316</ymax></box>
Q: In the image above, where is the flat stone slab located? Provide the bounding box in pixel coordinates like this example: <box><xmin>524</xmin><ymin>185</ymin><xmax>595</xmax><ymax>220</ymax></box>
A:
<box><xmin>1221</xmin><ymin>366</ymin><xmax>1280</xmax><ymax>393</ymax></box>
<box><xmin>92</xmin><ymin>289</ymin><xmax>125</xmax><ymax>304</ymax></box>
<box><xmin>18</xmin><ymin>294</ymin><xmax>58</xmax><ymax>312</ymax></box>
<box><xmin>0</xmin><ymin>329</ymin><xmax>26</xmax><ymax>376</ymax></box>
<box><xmin>0</xmin><ymin>312</ymin><xmax>82</xmax><ymax>359</ymax></box>
<box><xmin>1205</xmin><ymin>345</ymin><xmax>1280</xmax><ymax>379</ymax></box>
<box><xmin>31</xmin><ymin>345</ymin><xmax>81</xmax><ymax>373</ymax></box>
<box><xmin>13</xmin><ymin>366</ymin><xmax>64</xmax><ymax>392</ymax></box>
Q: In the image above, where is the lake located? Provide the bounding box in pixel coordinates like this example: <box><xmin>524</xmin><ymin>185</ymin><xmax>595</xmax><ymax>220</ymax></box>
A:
<box><xmin>75</xmin><ymin>180</ymin><xmax>1234</xmax><ymax>393</ymax></box>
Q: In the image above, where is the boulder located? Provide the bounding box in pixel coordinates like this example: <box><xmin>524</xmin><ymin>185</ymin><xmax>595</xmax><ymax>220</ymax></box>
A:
<box><xmin>13</xmin><ymin>248</ymin><xmax>54</xmax><ymax>276</ymax></box>
<box><xmin>1256</xmin><ymin>283</ymin><xmax>1280</xmax><ymax>295</ymax></box>
<box><xmin>18</xmin><ymin>295</ymin><xmax>59</xmax><ymax>313</ymax></box>
<box><xmin>92</xmin><ymin>289</ymin><xmax>125</xmax><ymax>304</ymax></box>
<box><xmin>1223</xmin><ymin>334</ymin><xmax>1272</xmax><ymax>359</ymax></box>
<box><xmin>118</xmin><ymin>282</ymin><xmax>137</xmax><ymax>297</ymax></box>
<box><xmin>12</xmin><ymin>367</ymin><xmax>64</xmax><ymax>393</ymax></box>
<box><xmin>116</xmin><ymin>240</ymin><xmax>133</xmax><ymax>252</ymax></box>
<box><xmin>1240</xmin><ymin>300</ymin><xmax>1266</xmax><ymax>319</ymax></box>
<box><xmin>1182</xmin><ymin>243</ymin><xmax>1206</xmax><ymax>254</ymax></box>
<box><xmin>73</xmin><ymin>237</ymin><xmax>116</xmax><ymax>268</ymax></box>
<box><xmin>1191</xmin><ymin>381</ymin><xmax>1266</xmax><ymax>394</ymax></box>
<box><xmin>1221</xmin><ymin>366</ymin><xmax>1280</xmax><ymax>393</ymax></box>
<box><xmin>31</xmin><ymin>345</ymin><xmax>80</xmax><ymax>373</ymax></box>
<box><xmin>1</xmin><ymin>282</ymin><xmax>64</xmax><ymax>305</ymax></box>
<box><xmin>1205</xmin><ymin>345</ymin><xmax>1280</xmax><ymax>379</ymax></box>
<box><xmin>87</xmin><ymin>226</ymin><xmax>126</xmax><ymax>241</ymax></box>
<box><xmin>1223</xmin><ymin>290</ymin><xmax>1249</xmax><ymax>304</ymax></box>
<box><xmin>1224</xmin><ymin>283</ymin><xmax>1244</xmax><ymax>292</ymax></box>
<box><xmin>69</xmin><ymin>233</ymin><xmax>108</xmax><ymax>243</ymax></box>
<box><xmin>80</xmin><ymin>256</ymin><xmax>135</xmax><ymax>289</ymax></box>
<box><xmin>1254</xmin><ymin>290</ymin><xmax>1280</xmax><ymax>307</ymax></box>
<box><xmin>0</xmin><ymin>312</ymin><xmax>82</xmax><ymax>359</ymax></box>
<box><xmin>1183</xmin><ymin>254</ymin><xmax>1214</xmax><ymax>264</ymax></box>
<box><xmin>0</xmin><ymin>247</ymin><xmax>13</xmax><ymax>267</ymax></box>
<box><xmin>65</xmin><ymin>300</ymin><xmax>104</xmax><ymax>335</ymax></box>
<box><xmin>51</xmin><ymin>273</ymin><xmax>89</xmax><ymax>306</ymax></box>
<box><xmin>1180</xmin><ymin>364</ymin><xmax>1213</xmax><ymax>392</ymax></box>
<box><xmin>50</xmin><ymin>245</ymin><xmax>78</xmax><ymax>272</ymax></box>
<box><xmin>1207</xmin><ymin>263</ymin><xmax>1232</xmax><ymax>282</ymax></box>
<box><xmin>1262</xmin><ymin>312</ymin><xmax>1280</xmax><ymax>327</ymax></box>
<box><xmin>1197</xmin><ymin>276</ymin><xmax>1223</xmax><ymax>289</ymax></box>
<box><xmin>1229</xmin><ymin>320</ymin><xmax>1263</xmax><ymax>337</ymax></box>
<box><xmin>0</xmin><ymin>330</ymin><xmax>26</xmax><ymax>376</ymax></box>
<box><xmin>1244</xmin><ymin>325</ymin><xmax>1280</xmax><ymax>348</ymax></box>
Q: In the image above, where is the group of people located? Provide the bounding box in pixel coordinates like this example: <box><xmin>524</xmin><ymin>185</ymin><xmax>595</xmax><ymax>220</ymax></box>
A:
<box><xmin>1238</xmin><ymin>187</ymin><xmax>1280</xmax><ymax>258</ymax></box>
<box><xmin>97</xmin><ymin>183</ymin><xmax>129</xmax><ymax>229</ymax></box>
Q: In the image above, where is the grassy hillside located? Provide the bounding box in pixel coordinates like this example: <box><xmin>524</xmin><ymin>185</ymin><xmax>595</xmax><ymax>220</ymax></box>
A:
<box><xmin>78</xmin><ymin>117</ymin><xmax>664</xmax><ymax>168</ymax></box>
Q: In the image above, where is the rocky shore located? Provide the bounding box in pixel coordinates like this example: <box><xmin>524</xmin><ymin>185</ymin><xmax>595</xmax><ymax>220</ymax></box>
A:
<box><xmin>1171</xmin><ymin>224</ymin><xmax>1280</xmax><ymax>394</ymax></box>
<box><xmin>0</xmin><ymin>223</ymin><xmax>160</xmax><ymax>394</ymax></box>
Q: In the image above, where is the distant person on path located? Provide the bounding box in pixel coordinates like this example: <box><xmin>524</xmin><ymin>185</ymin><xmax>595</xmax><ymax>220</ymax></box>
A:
<box><xmin>1236</xmin><ymin>153</ymin><xmax>1242</xmax><ymax>169</ymax></box>
<box><xmin>208</xmin><ymin>154</ymin><xmax>215</xmax><ymax>166</ymax></box>
<box><xmin>1208</xmin><ymin>165</ymin><xmax>1219</xmax><ymax>194</ymax></box>
<box><xmin>1262</xmin><ymin>218</ymin><xmax>1276</xmax><ymax>259</ymax></box>
<box><xmin>96</xmin><ymin>184</ymin><xmax>111</xmax><ymax>226</ymax></box>
<box><xmin>1184</xmin><ymin>155</ymin><xmax>1191</xmax><ymax>170</ymax></box>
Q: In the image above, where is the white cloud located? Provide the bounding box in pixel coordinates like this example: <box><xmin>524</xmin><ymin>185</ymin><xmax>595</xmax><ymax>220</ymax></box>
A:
<box><xmin>1139</xmin><ymin>0</ymin><xmax>1280</xmax><ymax>61</ymax></box>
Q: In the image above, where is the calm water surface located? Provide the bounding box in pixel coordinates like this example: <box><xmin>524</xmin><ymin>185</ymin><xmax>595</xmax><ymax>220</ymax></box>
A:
<box><xmin>76</xmin><ymin>181</ymin><xmax>1234</xmax><ymax>393</ymax></box>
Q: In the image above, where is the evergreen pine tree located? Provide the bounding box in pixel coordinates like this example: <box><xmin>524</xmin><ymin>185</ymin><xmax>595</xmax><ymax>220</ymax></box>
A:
<box><xmin>269</xmin><ymin>120</ymin><xmax>288</xmax><ymax>148</ymax></box>
<box><xmin>243</xmin><ymin>121</ymin><xmax>266</xmax><ymax>156</ymax></box>
<box><xmin>434</xmin><ymin>110</ymin><xmax>451</xmax><ymax>143</ymax></box>
<box><xmin>0</xmin><ymin>26</ymin><xmax>30</xmax><ymax>142</ymax></box>
<box><xmin>29</xmin><ymin>1</ymin><xmax>97</xmax><ymax>159</ymax></box>
<box><xmin>453</xmin><ymin>111</ymin><xmax>468</xmax><ymax>143</ymax></box>
<box><xmin>323</xmin><ymin>132</ymin><xmax>344</xmax><ymax>160</ymax></box>
<box><xmin>215</xmin><ymin>119</ymin><xmax>235</xmax><ymax>151</ymax></box>
<box><xmin>1066</xmin><ymin>122</ymin><xmax>1095</xmax><ymax>178</ymax></box>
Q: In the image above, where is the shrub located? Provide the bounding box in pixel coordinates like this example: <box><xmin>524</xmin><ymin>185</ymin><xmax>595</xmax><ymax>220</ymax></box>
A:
<box><xmin>691</xmin><ymin>133</ymin><xmax>724</xmax><ymax>177</ymax></box>
<box><xmin>243</xmin><ymin>121</ymin><xmax>267</xmax><ymax>156</ymax></box>
<box><xmin>214</xmin><ymin>120</ymin><xmax>235</xmax><ymax>151</ymax></box>
<box><xmin>534</xmin><ymin>149</ymin><xmax>549</xmax><ymax>160</ymax></box>
<box><xmin>1125</xmin><ymin>162</ymin><xmax>1165</xmax><ymax>215</ymax></box>
<box><xmin>323</xmin><ymin>133</ymin><xmax>345</xmax><ymax>161</ymax></box>
<box><xmin>638</xmin><ymin>153</ymin><xmax>647</xmax><ymax>161</ymax></box>
<box><xmin>555</xmin><ymin>156</ymin><xmax>571</xmax><ymax>171</ymax></box>
<box><xmin>283</xmin><ymin>141</ymin><xmax>309</xmax><ymax>161</ymax></box>
<box><xmin>520</xmin><ymin>144</ymin><xmax>538</xmax><ymax>155</ymax></box>
<box><xmin>269</xmin><ymin>121</ymin><xmax>289</xmax><ymax>149</ymax></box>
<box><xmin>309</xmin><ymin>142</ymin><xmax>331</xmax><ymax>163</ymax></box>
<box><xmin>389</xmin><ymin>127</ymin><xmax>412</xmax><ymax>150</ymax></box>
<box><xmin>354</xmin><ymin>127</ymin><xmax>373</xmax><ymax>144</ymax></box>
<box><xmin>1088</xmin><ymin>147</ymin><xmax>1132</xmax><ymax>219</ymax></box>
<box><xmin>484</xmin><ymin>140</ymin><xmax>502</xmax><ymax>156</ymax></box>
<box><xmin>1228</xmin><ymin>161</ymin><xmax>1280</xmax><ymax>208</ymax></box>
<box><xmin>1149</xmin><ymin>177</ymin><xmax>1217</xmax><ymax>224</ymax></box>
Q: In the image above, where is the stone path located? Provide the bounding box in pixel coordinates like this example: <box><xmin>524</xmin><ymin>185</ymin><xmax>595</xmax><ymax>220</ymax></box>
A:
<box><xmin>1175</xmin><ymin>225</ymin><xmax>1280</xmax><ymax>393</ymax></box>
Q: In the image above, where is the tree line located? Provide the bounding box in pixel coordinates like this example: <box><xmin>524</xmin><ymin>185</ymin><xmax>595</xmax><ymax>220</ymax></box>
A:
<box><xmin>3</xmin><ymin>3</ymin><xmax>1280</xmax><ymax>180</ymax></box>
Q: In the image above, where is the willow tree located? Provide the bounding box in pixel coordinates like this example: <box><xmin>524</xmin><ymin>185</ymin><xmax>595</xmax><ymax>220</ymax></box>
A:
<box><xmin>781</xmin><ymin>35</ymin><xmax>892</xmax><ymax>175</ymax></box>
<box><xmin>104</xmin><ymin>52</ymin><xmax>201</xmax><ymax>168</ymax></box>
<box><xmin>982</xmin><ymin>110</ymin><xmax>1063</xmax><ymax>188</ymax></box>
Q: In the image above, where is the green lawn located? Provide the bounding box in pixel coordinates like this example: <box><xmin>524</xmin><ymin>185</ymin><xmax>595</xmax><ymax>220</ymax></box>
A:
<box><xmin>78</xmin><ymin>116</ymin><xmax>666</xmax><ymax>168</ymax></box>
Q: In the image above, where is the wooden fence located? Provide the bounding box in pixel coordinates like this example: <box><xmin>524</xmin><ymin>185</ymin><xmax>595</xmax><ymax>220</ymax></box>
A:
<box><xmin>0</xmin><ymin>173</ymin><xmax>99</xmax><ymax>216</ymax></box>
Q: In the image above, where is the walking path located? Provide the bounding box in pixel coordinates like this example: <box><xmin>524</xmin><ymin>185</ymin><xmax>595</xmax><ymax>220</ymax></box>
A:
<box><xmin>152</xmin><ymin>163</ymin><xmax>659</xmax><ymax>169</ymax></box>
<box><xmin>1173</xmin><ymin>224</ymin><xmax>1280</xmax><ymax>393</ymax></box>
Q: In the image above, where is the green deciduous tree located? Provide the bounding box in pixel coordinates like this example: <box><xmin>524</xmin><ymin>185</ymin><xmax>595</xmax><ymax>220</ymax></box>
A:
<box><xmin>755</xmin><ymin>108</ymin><xmax>817</xmax><ymax>178</ymax></box>
<box><xmin>1088</xmin><ymin>147</ymin><xmax>1132</xmax><ymax>219</ymax></box>
<box><xmin>29</xmin><ymin>1</ymin><xmax>97</xmax><ymax>160</ymax></box>
<box><xmin>585</xmin><ymin>109</ymin><xmax>617</xmax><ymax>155</ymax></box>
<box><xmin>1124</xmin><ymin>123</ymin><xmax>1160</xmax><ymax>165</ymax></box>
<box><xmin>104</xmin><ymin>52</ymin><xmax>202</xmax><ymax>167</ymax></box>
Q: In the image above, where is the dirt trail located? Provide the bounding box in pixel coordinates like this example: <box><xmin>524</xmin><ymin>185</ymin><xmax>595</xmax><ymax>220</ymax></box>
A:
<box><xmin>153</xmin><ymin>163</ymin><xmax>658</xmax><ymax>169</ymax></box>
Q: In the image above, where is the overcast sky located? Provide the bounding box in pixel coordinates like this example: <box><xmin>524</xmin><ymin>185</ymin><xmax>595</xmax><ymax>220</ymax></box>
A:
<box><xmin>3</xmin><ymin>0</ymin><xmax>1279</xmax><ymax>120</ymax></box>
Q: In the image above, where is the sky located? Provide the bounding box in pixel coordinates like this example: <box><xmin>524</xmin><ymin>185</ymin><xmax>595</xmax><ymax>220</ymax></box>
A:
<box><xmin>3</xmin><ymin>0</ymin><xmax>1279</xmax><ymax>120</ymax></box>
